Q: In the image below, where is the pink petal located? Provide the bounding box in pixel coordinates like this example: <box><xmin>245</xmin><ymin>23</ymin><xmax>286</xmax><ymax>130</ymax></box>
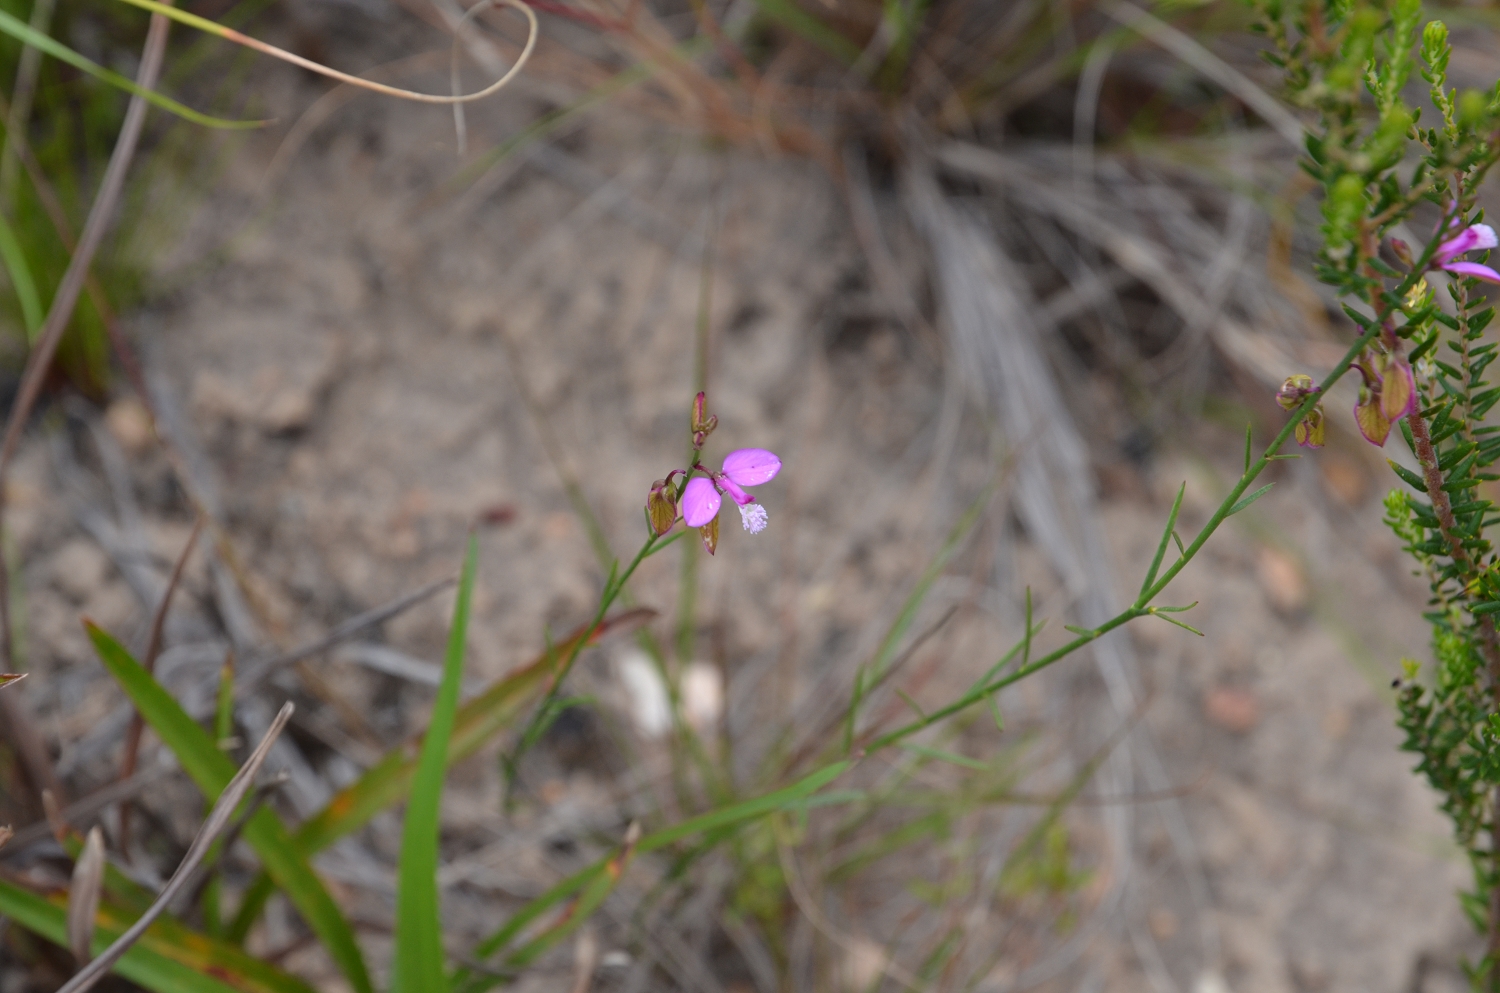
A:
<box><xmin>1443</xmin><ymin>260</ymin><xmax>1500</xmax><ymax>284</ymax></box>
<box><xmin>717</xmin><ymin>475</ymin><xmax>754</xmax><ymax>506</ymax></box>
<box><xmin>721</xmin><ymin>448</ymin><xmax>781</xmax><ymax>487</ymax></box>
<box><xmin>1437</xmin><ymin>224</ymin><xmax>1499</xmax><ymax>261</ymax></box>
<box><xmin>681</xmin><ymin>477</ymin><xmax>721</xmax><ymax>528</ymax></box>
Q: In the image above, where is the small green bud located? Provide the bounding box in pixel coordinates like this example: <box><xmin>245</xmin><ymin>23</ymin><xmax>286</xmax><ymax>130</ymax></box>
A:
<box><xmin>1276</xmin><ymin>374</ymin><xmax>1316</xmax><ymax>410</ymax></box>
<box><xmin>1400</xmin><ymin>657</ymin><xmax>1421</xmax><ymax>681</ymax></box>
<box><xmin>1422</xmin><ymin>20</ymin><xmax>1448</xmax><ymax>62</ymax></box>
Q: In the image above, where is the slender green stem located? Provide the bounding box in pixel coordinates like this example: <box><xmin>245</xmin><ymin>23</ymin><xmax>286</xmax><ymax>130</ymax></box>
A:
<box><xmin>865</xmin><ymin>321</ymin><xmax>1380</xmax><ymax>757</ymax></box>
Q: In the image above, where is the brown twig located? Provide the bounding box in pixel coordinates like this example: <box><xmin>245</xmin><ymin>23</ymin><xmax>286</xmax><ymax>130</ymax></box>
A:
<box><xmin>233</xmin><ymin>574</ymin><xmax>457</xmax><ymax>696</ymax></box>
<box><xmin>117</xmin><ymin>515</ymin><xmax>202</xmax><ymax>857</ymax></box>
<box><xmin>1</xmin><ymin>764</ymin><xmax>173</xmax><ymax>854</ymax></box>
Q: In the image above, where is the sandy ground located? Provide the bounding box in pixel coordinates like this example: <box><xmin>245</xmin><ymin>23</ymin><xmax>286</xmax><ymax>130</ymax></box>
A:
<box><xmin>0</xmin><ymin>13</ymin><xmax>1485</xmax><ymax>992</ymax></box>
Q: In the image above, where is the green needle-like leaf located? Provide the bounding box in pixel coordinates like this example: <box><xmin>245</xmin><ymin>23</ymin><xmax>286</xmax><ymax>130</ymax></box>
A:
<box><xmin>898</xmin><ymin>742</ymin><xmax>989</xmax><ymax>771</ymax></box>
<box><xmin>1140</xmin><ymin>483</ymin><xmax>1186</xmax><ymax>602</ymax></box>
<box><xmin>1228</xmin><ymin>483</ymin><xmax>1276</xmax><ymax>516</ymax></box>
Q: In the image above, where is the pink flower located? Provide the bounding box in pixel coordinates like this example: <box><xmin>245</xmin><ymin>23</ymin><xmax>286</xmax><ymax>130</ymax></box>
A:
<box><xmin>681</xmin><ymin>448</ymin><xmax>782</xmax><ymax>535</ymax></box>
<box><xmin>1434</xmin><ymin>222</ymin><xmax>1500</xmax><ymax>284</ymax></box>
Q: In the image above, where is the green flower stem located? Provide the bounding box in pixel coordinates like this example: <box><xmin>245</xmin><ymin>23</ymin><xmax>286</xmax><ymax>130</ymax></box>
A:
<box><xmin>863</xmin><ymin>322</ymin><xmax>1379</xmax><ymax>756</ymax></box>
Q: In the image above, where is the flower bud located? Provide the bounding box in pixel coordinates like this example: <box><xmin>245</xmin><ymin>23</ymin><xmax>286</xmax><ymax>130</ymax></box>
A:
<box><xmin>646</xmin><ymin>479</ymin><xmax>677</xmax><ymax>537</ymax></box>
<box><xmin>1423</xmin><ymin>21</ymin><xmax>1449</xmax><ymax>62</ymax></box>
<box><xmin>1390</xmin><ymin>238</ymin><xmax>1414</xmax><ymax>267</ymax></box>
<box><xmin>1294</xmin><ymin>404</ymin><xmax>1326</xmax><ymax>449</ymax></box>
<box><xmin>1276</xmin><ymin>374</ymin><xmax>1317</xmax><ymax>411</ymax></box>
<box><xmin>691</xmin><ymin>392</ymin><xmax>719</xmax><ymax>449</ymax></box>
<box><xmin>691</xmin><ymin>392</ymin><xmax>718</xmax><ymax>433</ymax></box>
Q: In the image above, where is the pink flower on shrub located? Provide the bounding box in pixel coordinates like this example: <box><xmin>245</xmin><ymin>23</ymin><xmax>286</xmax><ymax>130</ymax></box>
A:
<box><xmin>1434</xmin><ymin>222</ymin><xmax>1500</xmax><ymax>284</ymax></box>
<box><xmin>682</xmin><ymin>448</ymin><xmax>782</xmax><ymax>534</ymax></box>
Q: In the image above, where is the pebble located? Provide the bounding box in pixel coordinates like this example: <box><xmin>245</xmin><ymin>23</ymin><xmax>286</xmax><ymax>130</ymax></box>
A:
<box><xmin>1204</xmin><ymin>685</ymin><xmax>1261</xmax><ymax>733</ymax></box>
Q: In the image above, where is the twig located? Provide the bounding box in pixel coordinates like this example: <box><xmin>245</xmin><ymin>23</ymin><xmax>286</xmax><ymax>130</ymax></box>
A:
<box><xmin>178</xmin><ymin>770</ymin><xmax>289</xmax><ymax>915</ymax></box>
<box><xmin>1</xmin><ymin>764</ymin><xmax>173</xmax><ymax>854</ymax></box>
<box><xmin>234</xmin><ymin>575</ymin><xmax>457</xmax><ymax>696</ymax></box>
<box><xmin>118</xmin><ymin>516</ymin><xmax>203</xmax><ymax>857</ymax></box>
<box><xmin>0</xmin><ymin>0</ymin><xmax>56</xmax><ymax>202</ymax></box>
<box><xmin>54</xmin><ymin>701</ymin><xmax>294</xmax><ymax>993</ymax></box>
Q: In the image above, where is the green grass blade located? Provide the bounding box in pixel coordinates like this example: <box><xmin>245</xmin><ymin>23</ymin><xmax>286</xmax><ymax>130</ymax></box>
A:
<box><xmin>227</xmin><ymin>611</ymin><xmax>649</xmax><ymax>944</ymax></box>
<box><xmin>0</xmin><ymin>879</ymin><xmax>319</xmax><ymax>993</ymax></box>
<box><xmin>392</xmin><ymin>536</ymin><xmax>477</xmax><ymax>993</ymax></box>
<box><xmin>0</xmin><ymin>10</ymin><xmax>263</xmax><ymax>129</ymax></box>
<box><xmin>0</xmin><ymin>209</ymin><xmax>41</xmax><ymax>337</ymax></box>
<box><xmin>85</xmin><ymin>622</ymin><xmax>374</xmax><ymax>993</ymax></box>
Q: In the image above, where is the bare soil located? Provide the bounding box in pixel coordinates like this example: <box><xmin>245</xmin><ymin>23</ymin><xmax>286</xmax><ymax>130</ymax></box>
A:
<box><xmin>0</xmin><ymin>14</ymin><xmax>1482</xmax><ymax>992</ymax></box>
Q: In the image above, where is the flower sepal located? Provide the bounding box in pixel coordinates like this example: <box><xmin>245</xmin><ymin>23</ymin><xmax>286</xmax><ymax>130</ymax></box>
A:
<box><xmin>646</xmin><ymin>478</ymin><xmax>678</xmax><ymax>537</ymax></box>
<box><xmin>1356</xmin><ymin>387</ymin><xmax>1394</xmax><ymax>447</ymax></box>
<box><xmin>1295</xmin><ymin>404</ymin><xmax>1327</xmax><ymax>448</ymax></box>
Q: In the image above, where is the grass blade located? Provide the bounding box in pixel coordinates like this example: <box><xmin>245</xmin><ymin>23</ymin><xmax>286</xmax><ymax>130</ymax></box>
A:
<box><xmin>85</xmin><ymin>623</ymin><xmax>373</xmax><ymax>993</ymax></box>
<box><xmin>392</xmin><ymin>536</ymin><xmax>477</xmax><ymax>993</ymax></box>
<box><xmin>0</xmin><ymin>10</ymin><xmax>261</xmax><ymax>128</ymax></box>
<box><xmin>0</xmin><ymin>881</ymin><xmax>241</xmax><ymax>993</ymax></box>
<box><xmin>55</xmin><ymin>703</ymin><xmax>295</xmax><ymax>993</ymax></box>
<box><xmin>296</xmin><ymin>607</ymin><xmax>653</xmax><ymax>853</ymax></box>
<box><xmin>0</xmin><ymin>880</ymin><xmax>320</xmax><ymax>993</ymax></box>
<box><xmin>227</xmin><ymin>607</ymin><xmax>654</xmax><ymax>943</ymax></box>
<box><xmin>0</xmin><ymin>209</ymin><xmax>41</xmax><ymax>337</ymax></box>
